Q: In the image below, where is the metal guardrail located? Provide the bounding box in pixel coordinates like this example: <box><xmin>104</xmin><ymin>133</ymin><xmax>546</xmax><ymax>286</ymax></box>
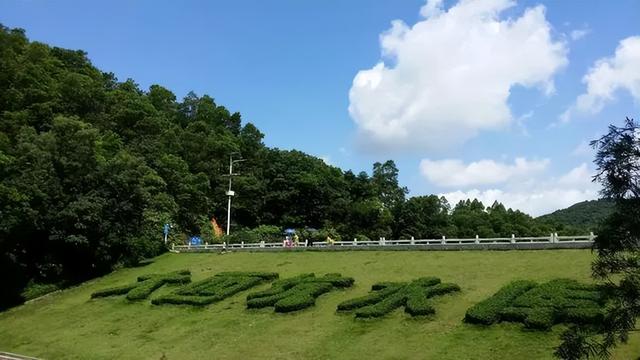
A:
<box><xmin>172</xmin><ymin>233</ymin><xmax>595</xmax><ymax>252</ymax></box>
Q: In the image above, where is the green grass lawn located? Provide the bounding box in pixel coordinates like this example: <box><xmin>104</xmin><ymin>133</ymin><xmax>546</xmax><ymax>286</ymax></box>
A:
<box><xmin>1</xmin><ymin>250</ymin><xmax>638</xmax><ymax>360</ymax></box>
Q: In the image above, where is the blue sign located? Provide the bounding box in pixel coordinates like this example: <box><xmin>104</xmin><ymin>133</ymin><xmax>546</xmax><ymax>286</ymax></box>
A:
<box><xmin>284</xmin><ymin>228</ymin><xmax>296</xmax><ymax>234</ymax></box>
<box><xmin>190</xmin><ymin>236</ymin><xmax>202</xmax><ymax>245</ymax></box>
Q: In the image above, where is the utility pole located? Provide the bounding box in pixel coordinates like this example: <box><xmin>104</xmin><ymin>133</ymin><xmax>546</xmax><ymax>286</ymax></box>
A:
<box><xmin>224</xmin><ymin>153</ymin><xmax>245</xmax><ymax>235</ymax></box>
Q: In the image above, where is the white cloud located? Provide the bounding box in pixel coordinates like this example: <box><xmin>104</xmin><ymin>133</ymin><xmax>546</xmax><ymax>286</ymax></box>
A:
<box><xmin>349</xmin><ymin>0</ymin><xmax>568</xmax><ymax>151</ymax></box>
<box><xmin>561</xmin><ymin>35</ymin><xmax>640</xmax><ymax>123</ymax></box>
<box><xmin>420</xmin><ymin>157</ymin><xmax>549</xmax><ymax>187</ymax></box>
<box><xmin>437</xmin><ymin>163</ymin><xmax>598</xmax><ymax>216</ymax></box>
<box><xmin>435</xmin><ymin>163</ymin><xmax>598</xmax><ymax>216</ymax></box>
<box><xmin>570</xmin><ymin>28</ymin><xmax>590</xmax><ymax>41</ymax></box>
<box><xmin>558</xmin><ymin>163</ymin><xmax>592</xmax><ymax>186</ymax></box>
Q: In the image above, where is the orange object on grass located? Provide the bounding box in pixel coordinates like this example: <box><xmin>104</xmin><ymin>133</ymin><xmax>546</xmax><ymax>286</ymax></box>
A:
<box><xmin>211</xmin><ymin>217</ymin><xmax>224</xmax><ymax>238</ymax></box>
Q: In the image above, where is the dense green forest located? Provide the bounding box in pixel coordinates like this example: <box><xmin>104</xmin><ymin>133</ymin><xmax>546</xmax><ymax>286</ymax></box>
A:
<box><xmin>0</xmin><ymin>26</ymin><xmax>591</xmax><ymax>309</ymax></box>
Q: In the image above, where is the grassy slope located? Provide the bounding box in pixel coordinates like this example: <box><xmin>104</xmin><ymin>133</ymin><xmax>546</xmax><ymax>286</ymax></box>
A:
<box><xmin>0</xmin><ymin>250</ymin><xmax>638</xmax><ymax>360</ymax></box>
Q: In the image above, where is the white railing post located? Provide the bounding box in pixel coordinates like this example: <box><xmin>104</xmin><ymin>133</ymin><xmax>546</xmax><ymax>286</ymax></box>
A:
<box><xmin>475</xmin><ymin>235</ymin><xmax>479</xmax><ymax>244</ymax></box>
<box><xmin>241</xmin><ymin>241</ymin><xmax>244</xmax><ymax>249</ymax></box>
<box><xmin>305</xmin><ymin>239</ymin><xmax>308</xmax><ymax>247</ymax></box>
<box><xmin>589</xmin><ymin>232</ymin><xmax>595</xmax><ymax>242</ymax></box>
<box><xmin>549</xmin><ymin>233</ymin><xmax>554</xmax><ymax>243</ymax></box>
<box><xmin>411</xmin><ymin>236</ymin><xmax>415</xmax><ymax>245</ymax></box>
<box><xmin>382</xmin><ymin>237</ymin><xmax>386</xmax><ymax>246</ymax></box>
<box><xmin>441</xmin><ymin>235</ymin><xmax>446</xmax><ymax>244</ymax></box>
<box><xmin>260</xmin><ymin>240</ymin><xmax>265</xmax><ymax>248</ymax></box>
<box><xmin>223</xmin><ymin>241</ymin><xmax>226</xmax><ymax>250</ymax></box>
<box><xmin>555</xmin><ymin>233</ymin><xmax>558</xmax><ymax>243</ymax></box>
<box><xmin>171</xmin><ymin>243</ymin><xmax>175</xmax><ymax>250</ymax></box>
<box><xmin>511</xmin><ymin>234</ymin><xmax>515</xmax><ymax>244</ymax></box>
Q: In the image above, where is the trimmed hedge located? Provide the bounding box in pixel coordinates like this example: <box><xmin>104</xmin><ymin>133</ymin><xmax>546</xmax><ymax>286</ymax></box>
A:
<box><xmin>465</xmin><ymin>278</ymin><xmax>606</xmax><ymax>330</ymax></box>
<box><xmin>511</xmin><ymin>279</ymin><xmax>602</xmax><ymax>309</ymax></box>
<box><xmin>137</xmin><ymin>269</ymin><xmax>190</xmax><ymax>282</ymax></box>
<box><xmin>524</xmin><ymin>307</ymin><xmax>555</xmax><ymax>330</ymax></box>
<box><xmin>246</xmin><ymin>273</ymin><xmax>354</xmax><ymax>313</ymax></box>
<box><xmin>355</xmin><ymin>291</ymin><xmax>407</xmax><ymax>318</ymax></box>
<box><xmin>498</xmin><ymin>307</ymin><xmax>531</xmax><ymax>323</ymax></box>
<box><xmin>152</xmin><ymin>272</ymin><xmax>278</xmax><ymax>306</ymax></box>
<box><xmin>337</xmin><ymin>283</ymin><xmax>403</xmax><ymax>312</ymax></box>
<box><xmin>274</xmin><ymin>283</ymin><xmax>333</xmax><ymax>313</ymax></box>
<box><xmin>464</xmin><ymin>280</ymin><xmax>537</xmax><ymax>325</ymax></box>
<box><xmin>338</xmin><ymin>277</ymin><xmax>460</xmax><ymax>318</ymax></box>
<box><xmin>91</xmin><ymin>270</ymin><xmax>191</xmax><ymax>300</ymax></box>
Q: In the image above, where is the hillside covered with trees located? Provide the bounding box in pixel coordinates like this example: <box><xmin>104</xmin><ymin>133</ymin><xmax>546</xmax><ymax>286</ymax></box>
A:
<box><xmin>0</xmin><ymin>26</ymin><xmax>590</xmax><ymax>309</ymax></box>
<box><xmin>537</xmin><ymin>199</ymin><xmax>614</xmax><ymax>230</ymax></box>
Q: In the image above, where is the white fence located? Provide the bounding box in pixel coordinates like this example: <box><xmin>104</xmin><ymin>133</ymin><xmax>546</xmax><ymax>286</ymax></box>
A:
<box><xmin>172</xmin><ymin>233</ymin><xmax>595</xmax><ymax>252</ymax></box>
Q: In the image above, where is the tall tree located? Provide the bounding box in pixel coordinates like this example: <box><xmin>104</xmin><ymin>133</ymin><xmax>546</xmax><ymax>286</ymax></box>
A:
<box><xmin>372</xmin><ymin>160</ymin><xmax>408</xmax><ymax>210</ymax></box>
<box><xmin>555</xmin><ymin>117</ymin><xmax>640</xmax><ymax>359</ymax></box>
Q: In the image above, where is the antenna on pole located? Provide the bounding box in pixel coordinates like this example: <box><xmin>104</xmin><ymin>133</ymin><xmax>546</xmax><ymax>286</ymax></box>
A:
<box><xmin>223</xmin><ymin>152</ymin><xmax>245</xmax><ymax>236</ymax></box>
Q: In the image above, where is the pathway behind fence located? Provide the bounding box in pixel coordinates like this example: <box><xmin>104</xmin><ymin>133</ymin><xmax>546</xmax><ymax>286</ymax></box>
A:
<box><xmin>172</xmin><ymin>233</ymin><xmax>595</xmax><ymax>252</ymax></box>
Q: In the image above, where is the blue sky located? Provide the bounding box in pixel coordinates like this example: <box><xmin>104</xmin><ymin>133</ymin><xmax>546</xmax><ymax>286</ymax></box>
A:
<box><xmin>2</xmin><ymin>0</ymin><xmax>639</xmax><ymax>215</ymax></box>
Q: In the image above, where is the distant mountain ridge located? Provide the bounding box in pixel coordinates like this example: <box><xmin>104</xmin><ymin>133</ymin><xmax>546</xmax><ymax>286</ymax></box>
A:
<box><xmin>537</xmin><ymin>199</ymin><xmax>614</xmax><ymax>231</ymax></box>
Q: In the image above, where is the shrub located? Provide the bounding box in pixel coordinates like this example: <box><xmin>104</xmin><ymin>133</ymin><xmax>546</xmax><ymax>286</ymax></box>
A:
<box><xmin>250</xmin><ymin>225</ymin><xmax>282</xmax><ymax>243</ymax></box>
<box><xmin>465</xmin><ymin>278</ymin><xmax>606</xmax><ymax>330</ymax></box>
<box><xmin>498</xmin><ymin>307</ymin><xmax>531</xmax><ymax>323</ymax></box>
<box><xmin>354</xmin><ymin>234</ymin><xmax>371</xmax><ymax>241</ymax></box>
<box><xmin>464</xmin><ymin>280</ymin><xmax>537</xmax><ymax>325</ymax></box>
<box><xmin>138</xmin><ymin>269</ymin><xmax>190</xmax><ymax>282</ymax></box>
<box><xmin>91</xmin><ymin>270</ymin><xmax>191</xmax><ymax>300</ymax></box>
<box><xmin>152</xmin><ymin>272</ymin><xmax>277</xmax><ymax>306</ymax></box>
<box><xmin>273</xmin><ymin>283</ymin><xmax>334</xmax><ymax>313</ymax></box>
<box><xmin>247</xmin><ymin>273</ymin><xmax>354</xmax><ymax>313</ymax></box>
<box><xmin>405</xmin><ymin>295</ymin><xmax>435</xmax><ymax>316</ymax></box>
<box><xmin>524</xmin><ymin>307</ymin><xmax>555</xmax><ymax>330</ymax></box>
<box><xmin>423</xmin><ymin>283</ymin><xmax>460</xmax><ymax>298</ymax></box>
<box><xmin>247</xmin><ymin>274</ymin><xmax>313</xmax><ymax>301</ymax></box>
<box><xmin>355</xmin><ymin>291</ymin><xmax>407</xmax><ymax>318</ymax></box>
<box><xmin>512</xmin><ymin>279</ymin><xmax>602</xmax><ymax>310</ymax></box>
<box><xmin>20</xmin><ymin>282</ymin><xmax>61</xmax><ymax>301</ymax></box>
<box><xmin>337</xmin><ymin>284</ymin><xmax>403</xmax><ymax>312</ymax></box>
<box><xmin>339</xmin><ymin>277</ymin><xmax>460</xmax><ymax>318</ymax></box>
<box><xmin>560</xmin><ymin>307</ymin><xmax>604</xmax><ymax>325</ymax></box>
<box><xmin>404</xmin><ymin>282</ymin><xmax>459</xmax><ymax>317</ymax></box>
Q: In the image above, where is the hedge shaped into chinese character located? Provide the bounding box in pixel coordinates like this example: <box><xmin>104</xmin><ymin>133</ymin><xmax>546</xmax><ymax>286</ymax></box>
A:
<box><xmin>246</xmin><ymin>273</ymin><xmax>355</xmax><ymax>313</ymax></box>
<box><xmin>91</xmin><ymin>270</ymin><xmax>191</xmax><ymax>301</ymax></box>
<box><xmin>336</xmin><ymin>277</ymin><xmax>460</xmax><ymax>318</ymax></box>
<box><xmin>152</xmin><ymin>271</ymin><xmax>278</xmax><ymax>306</ymax></box>
<box><xmin>465</xmin><ymin>279</ymin><xmax>605</xmax><ymax>330</ymax></box>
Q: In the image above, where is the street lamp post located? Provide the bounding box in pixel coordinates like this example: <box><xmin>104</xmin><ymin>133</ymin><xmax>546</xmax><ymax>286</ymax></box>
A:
<box><xmin>224</xmin><ymin>153</ymin><xmax>245</xmax><ymax>235</ymax></box>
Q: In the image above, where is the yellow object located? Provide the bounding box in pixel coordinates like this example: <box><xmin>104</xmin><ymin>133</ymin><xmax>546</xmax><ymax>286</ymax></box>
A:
<box><xmin>211</xmin><ymin>217</ymin><xmax>224</xmax><ymax>238</ymax></box>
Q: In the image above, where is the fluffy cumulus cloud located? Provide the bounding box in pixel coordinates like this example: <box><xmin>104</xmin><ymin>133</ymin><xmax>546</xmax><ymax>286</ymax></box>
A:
<box><xmin>428</xmin><ymin>161</ymin><xmax>599</xmax><ymax>216</ymax></box>
<box><xmin>561</xmin><ymin>35</ymin><xmax>640</xmax><ymax>123</ymax></box>
<box><xmin>420</xmin><ymin>158</ymin><xmax>549</xmax><ymax>187</ymax></box>
<box><xmin>348</xmin><ymin>0</ymin><xmax>568</xmax><ymax>151</ymax></box>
